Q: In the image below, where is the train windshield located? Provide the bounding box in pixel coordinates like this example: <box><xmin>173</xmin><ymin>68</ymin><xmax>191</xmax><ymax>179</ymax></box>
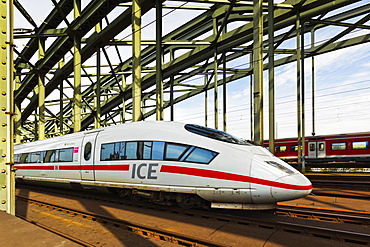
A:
<box><xmin>185</xmin><ymin>124</ymin><xmax>253</xmax><ymax>146</ymax></box>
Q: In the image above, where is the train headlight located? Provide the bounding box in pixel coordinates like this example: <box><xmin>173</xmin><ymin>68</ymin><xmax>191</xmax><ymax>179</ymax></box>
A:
<box><xmin>265</xmin><ymin>161</ymin><xmax>296</xmax><ymax>175</ymax></box>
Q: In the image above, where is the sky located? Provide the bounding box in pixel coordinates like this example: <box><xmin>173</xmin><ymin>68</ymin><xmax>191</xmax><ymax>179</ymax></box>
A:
<box><xmin>13</xmin><ymin>0</ymin><xmax>370</xmax><ymax>140</ymax></box>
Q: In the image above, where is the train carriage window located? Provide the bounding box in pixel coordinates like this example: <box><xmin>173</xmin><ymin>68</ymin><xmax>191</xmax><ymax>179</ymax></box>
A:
<box><xmin>14</xmin><ymin>154</ymin><xmax>20</xmax><ymax>164</ymax></box>
<box><xmin>152</xmin><ymin>141</ymin><xmax>164</xmax><ymax>160</ymax></box>
<box><xmin>29</xmin><ymin>152</ymin><xmax>41</xmax><ymax>163</ymax></box>
<box><xmin>101</xmin><ymin>143</ymin><xmax>115</xmax><ymax>161</ymax></box>
<box><xmin>184</xmin><ymin>148</ymin><xmax>218</xmax><ymax>164</ymax></box>
<box><xmin>143</xmin><ymin>142</ymin><xmax>152</xmax><ymax>160</ymax></box>
<box><xmin>309</xmin><ymin>144</ymin><xmax>315</xmax><ymax>151</ymax></box>
<box><xmin>45</xmin><ymin>150</ymin><xmax>58</xmax><ymax>163</ymax></box>
<box><xmin>20</xmin><ymin>153</ymin><xmax>29</xmax><ymax>163</ymax></box>
<box><xmin>352</xmin><ymin>141</ymin><xmax>369</xmax><ymax>150</ymax></box>
<box><xmin>319</xmin><ymin>143</ymin><xmax>325</xmax><ymax>151</ymax></box>
<box><xmin>331</xmin><ymin>142</ymin><xmax>346</xmax><ymax>151</ymax></box>
<box><xmin>113</xmin><ymin>142</ymin><xmax>125</xmax><ymax>160</ymax></box>
<box><xmin>275</xmin><ymin>145</ymin><xmax>287</xmax><ymax>153</ymax></box>
<box><xmin>118</xmin><ymin>142</ymin><xmax>126</xmax><ymax>160</ymax></box>
<box><xmin>165</xmin><ymin>143</ymin><xmax>189</xmax><ymax>160</ymax></box>
<box><xmin>59</xmin><ymin>148</ymin><xmax>74</xmax><ymax>162</ymax></box>
<box><xmin>126</xmin><ymin>142</ymin><xmax>138</xmax><ymax>159</ymax></box>
<box><xmin>290</xmin><ymin>145</ymin><xmax>298</xmax><ymax>152</ymax></box>
<box><xmin>84</xmin><ymin>142</ymin><xmax>92</xmax><ymax>161</ymax></box>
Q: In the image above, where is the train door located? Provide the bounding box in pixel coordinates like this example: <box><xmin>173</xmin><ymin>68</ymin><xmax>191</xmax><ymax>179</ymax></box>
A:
<box><xmin>308</xmin><ymin>141</ymin><xmax>326</xmax><ymax>158</ymax></box>
<box><xmin>317</xmin><ymin>141</ymin><xmax>326</xmax><ymax>158</ymax></box>
<box><xmin>80</xmin><ymin>132</ymin><xmax>98</xmax><ymax>180</ymax></box>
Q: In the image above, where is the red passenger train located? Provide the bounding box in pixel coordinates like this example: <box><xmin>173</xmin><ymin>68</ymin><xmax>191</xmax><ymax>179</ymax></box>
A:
<box><xmin>264</xmin><ymin>132</ymin><xmax>370</xmax><ymax>163</ymax></box>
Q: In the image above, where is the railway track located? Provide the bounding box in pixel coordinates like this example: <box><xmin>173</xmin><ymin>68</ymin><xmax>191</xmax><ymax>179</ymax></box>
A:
<box><xmin>16</xmin><ymin>195</ymin><xmax>225</xmax><ymax>247</ymax></box>
<box><xmin>16</xmin><ymin>185</ymin><xmax>370</xmax><ymax>246</ymax></box>
<box><xmin>276</xmin><ymin>204</ymin><xmax>370</xmax><ymax>226</ymax></box>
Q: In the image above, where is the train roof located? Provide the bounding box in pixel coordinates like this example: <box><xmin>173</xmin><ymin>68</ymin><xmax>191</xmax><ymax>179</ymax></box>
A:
<box><xmin>265</xmin><ymin>131</ymin><xmax>370</xmax><ymax>142</ymax></box>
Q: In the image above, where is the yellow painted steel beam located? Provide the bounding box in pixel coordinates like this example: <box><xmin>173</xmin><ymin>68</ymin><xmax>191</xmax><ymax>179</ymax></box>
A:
<box><xmin>252</xmin><ymin>0</ymin><xmax>263</xmax><ymax>145</ymax></box>
<box><xmin>73</xmin><ymin>0</ymin><xmax>81</xmax><ymax>132</ymax></box>
<box><xmin>38</xmin><ymin>38</ymin><xmax>45</xmax><ymax>140</ymax></box>
<box><xmin>156</xmin><ymin>0</ymin><xmax>164</xmax><ymax>121</ymax></box>
<box><xmin>132</xmin><ymin>0</ymin><xmax>142</xmax><ymax>122</ymax></box>
<box><xmin>0</xmin><ymin>0</ymin><xmax>15</xmax><ymax>215</ymax></box>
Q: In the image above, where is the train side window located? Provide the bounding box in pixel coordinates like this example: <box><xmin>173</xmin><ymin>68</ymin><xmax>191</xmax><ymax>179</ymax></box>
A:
<box><xmin>319</xmin><ymin>143</ymin><xmax>325</xmax><ymax>151</ymax></box>
<box><xmin>184</xmin><ymin>148</ymin><xmax>218</xmax><ymax>164</ymax></box>
<box><xmin>152</xmin><ymin>141</ymin><xmax>164</xmax><ymax>160</ymax></box>
<box><xmin>165</xmin><ymin>143</ymin><xmax>189</xmax><ymax>160</ymax></box>
<box><xmin>20</xmin><ymin>153</ymin><xmax>29</xmax><ymax>163</ymax></box>
<box><xmin>143</xmin><ymin>142</ymin><xmax>152</xmax><ymax>160</ymax></box>
<box><xmin>45</xmin><ymin>150</ymin><xmax>58</xmax><ymax>163</ymax></box>
<box><xmin>29</xmin><ymin>152</ymin><xmax>41</xmax><ymax>163</ymax></box>
<box><xmin>117</xmin><ymin>142</ymin><xmax>126</xmax><ymax>160</ymax></box>
<box><xmin>275</xmin><ymin>146</ymin><xmax>287</xmax><ymax>153</ymax></box>
<box><xmin>60</xmin><ymin>148</ymin><xmax>74</xmax><ymax>162</ymax></box>
<box><xmin>352</xmin><ymin>141</ymin><xmax>369</xmax><ymax>150</ymax></box>
<box><xmin>101</xmin><ymin>143</ymin><xmax>115</xmax><ymax>161</ymax></box>
<box><xmin>291</xmin><ymin>145</ymin><xmax>298</xmax><ymax>152</ymax></box>
<box><xmin>309</xmin><ymin>144</ymin><xmax>315</xmax><ymax>151</ymax></box>
<box><xmin>14</xmin><ymin>154</ymin><xmax>20</xmax><ymax>164</ymax></box>
<box><xmin>331</xmin><ymin>142</ymin><xmax>346</xmax><ymax>151</ymax></box>
<box><xmin>84</xmin><ymin>142</ymin><xmax>92</xmax><ymax>161</ymax></box>
<box><xmin>112</xmin><ymin>141</ymin><xmax>126</xmax><ymax>160</ymax></box>
<box><xmin>126</xmin><ymin>142</ymin><xmax>139</xmax><ymax>159</ymax></box>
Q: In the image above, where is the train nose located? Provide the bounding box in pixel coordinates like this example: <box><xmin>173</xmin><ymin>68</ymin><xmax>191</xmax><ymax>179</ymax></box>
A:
<box><xmin>271</xmin><ymin>173</ymin><xmax>312</xmax><ymax>201</ymax></box>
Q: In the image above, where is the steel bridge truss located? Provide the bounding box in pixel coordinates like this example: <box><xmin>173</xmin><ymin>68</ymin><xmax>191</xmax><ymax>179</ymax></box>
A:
<box><xmin>13</xmin><ymin>0</ymin><xmax>370</xmax><ymax>143</ymax></box>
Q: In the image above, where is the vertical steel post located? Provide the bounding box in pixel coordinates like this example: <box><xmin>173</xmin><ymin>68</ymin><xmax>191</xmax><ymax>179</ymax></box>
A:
<box><xmin>132</xmin><ymin>0</ymin><xmax>142</xmax><ymax>122</ymax></box>
<box><xmin>73</xmin><ymin>0</ymin><xmax>81</xmax><ymax>132</ymax></box>
<box><xmin>14</xmin><ymin>71</ymin><xmax>21</xmax><ymax>143</ymax></box>
<box><xmin>253</xmin><ymin>0</ymin><xmax>263</xmax><ymax>145</ymax></box>
<box><xmin>95</xmin><ymin>46</ymin><xmax>101</xmax><ymax>129</ymax></box>
<box><xmin>301</xmin><ymin>23</ymin><xmax>306</xmax><ymax>173</ymax></box>
<box><xmin>249</xmin><ymin>57</ymin><xmax>253</xmax><ymax>141</ymax></box>
<box><xmin>156</xmin><ymin>0</ymin><xmax>163</xmax><ymax>121</ymax></box>
<box><xmin>213</xmin><ymin>18</ymin><xmax>219</xmax><ymax>130</ymax></box>
<box><xmin>121</xmin><ymin>75</ymin><xmax>126</xmax><ymax>123</ymax></box>
<box><xmin>6</xmin><ymin>0</ymin><xmax>14</xmax><ymax>214</ymax></box>
<box><xmin>169</xmin><ymin>49</ymin><xmax>174</xmax><ymax>121</ymax></box>
<box><xmin>268</xmin><ymin>0</ymin><xmax>275</xmax><ymax>154</ymax></box>
<box><xmin>204</xmin><ymin>74</ymin><xmax>208</xmax><ymax>127</ymax></box>
<box><xmin>296</xmin><ymin>14</ymin><xmax>302</xmax><ymax>166</ymax></box>
<box><xmin>38</xmin><ymin>38</ymin><xmax>45</xmax><ymax>140</ymax></box>
<box><xmin>58</xmin><ymin>58</ymin><xmax>64</xmax><ymax>134</ymax></box>
<box><xmin>222</xmin><ymin>52</ymin><xmax>227</xmax><ymax>132</ymax></box>
<box><xmin>0</xmin><ymin>0</ymin><xmax>15</xmax><ymax>214</ymax></box>
<box><xmin>311</xmin><ymin>29</ymin><xmax>315</xmax><ymax>137</ymax></box>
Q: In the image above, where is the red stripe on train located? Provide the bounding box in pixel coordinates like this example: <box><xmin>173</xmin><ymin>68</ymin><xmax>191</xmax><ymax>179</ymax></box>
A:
<box><xmin>160</xmin><ymin>165</ymin><xmax>312</xmax><ymax>191</ymax></box>
<box><xmin>15</xmin><ymin>164</ymin><xmax>130</xmax><ymax>171</ymax></box>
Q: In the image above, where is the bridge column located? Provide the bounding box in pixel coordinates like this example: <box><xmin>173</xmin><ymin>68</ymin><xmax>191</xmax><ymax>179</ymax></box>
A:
<box><xmin>156</xmin><ymin>0</ymin><xmax>163</xmax><ymax>121</ymax></box>
<box><xmin>0</xmin><ymin>0</ymin><xmax>15</xmax><ymax>215</ymax></box>
<box><xmin>253</xmin><ymin>0</ymin><xmax>264</xmax><ymax>145</ymax></box>
<box><xmin>73</xmin><ymin>0</ymin><xmax>81</xmax><ymax>132</ymax></box>
<box><xmin>132</xmin><ymin>0</ymin><xmax>142</xmax><ymax>122</ymax></box>
<box><xmin>268</xmin><ymin>0</ymin><xmax>275</xmax><ymax>154</ymax></box>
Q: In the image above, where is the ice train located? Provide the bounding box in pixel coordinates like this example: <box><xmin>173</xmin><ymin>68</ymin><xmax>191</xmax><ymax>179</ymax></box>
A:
<box><xmin>14</xmin><ymin>121</ymin><xmax>312</xmax><ymax>210</ymax></box>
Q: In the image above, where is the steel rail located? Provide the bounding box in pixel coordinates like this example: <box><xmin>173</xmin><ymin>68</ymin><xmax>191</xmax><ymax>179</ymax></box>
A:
<box><xmin>16</xmin><ymin>195</ymin><xmax>229</xmax><ymax>247</ymax></box>
<box><xmin>16</xmin><ymin>214</ymin><xmax>95</xmax><ymax>247</ymax></box>
<box><xmin>276</xmin><ymin>204</ymin><xmax>370</xmax><ymax>226</ymax></box>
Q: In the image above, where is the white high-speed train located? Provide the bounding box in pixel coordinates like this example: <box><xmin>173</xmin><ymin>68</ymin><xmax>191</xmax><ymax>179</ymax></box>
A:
<box><xmin>14</xmin><ymin>121</ymin><xmax>312</xmax><ymax>210</ymax></box>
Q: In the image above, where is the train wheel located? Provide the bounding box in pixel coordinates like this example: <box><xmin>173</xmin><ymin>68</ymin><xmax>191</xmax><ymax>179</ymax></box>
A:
<box><xmin>128</xmin><ymin>190</ymin><xmax>142</xmax><ymax>202</ymax></box>
<box><xmin>176</xmin><ymin>195</ymin><xmax>196</xmax><ymax>209</ymax></box>
<box><xmin>116</xmin><ymin>189</ymin><xmax>129</xmax><ymax>198</ymax></box>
